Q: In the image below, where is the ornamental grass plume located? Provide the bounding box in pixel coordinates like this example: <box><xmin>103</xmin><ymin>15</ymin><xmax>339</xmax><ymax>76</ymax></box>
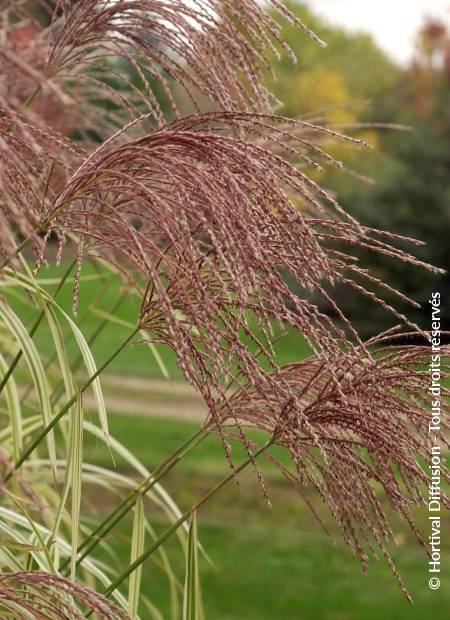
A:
<box><xmin>0</xmin><ymin>571</ymin><xmax>131</xmax><ymax>619</ymax></box>
<box><xmin>1</xmin><ymin>0</ymin><xmax>324</xmax><ymax>132</ymax></box>
<box><xmin>15</xmin><ymin>109</ymin><xmax>439</xmax><ymax>476</ymax></box>
<box><xmin>0</xmin><ymin>0</ymin><xmax>448</xmax><ymax>614</ymax></box>
<box><xmin>223</xmin><ymin>332</ymin><xmax>450</xmax><ymax>596</ymax></box>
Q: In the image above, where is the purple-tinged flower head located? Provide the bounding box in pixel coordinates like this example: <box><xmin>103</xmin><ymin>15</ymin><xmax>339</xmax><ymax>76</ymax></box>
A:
<box><xmin>0</xmin><ymin>571</ymin><xmax>131</xmax><ymax>619</ymax></box>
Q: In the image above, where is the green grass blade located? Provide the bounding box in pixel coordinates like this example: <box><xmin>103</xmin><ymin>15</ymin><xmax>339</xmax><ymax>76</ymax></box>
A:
<box><xmin>69</xmin><ymin>394</ymin><xmax>83</xmax><ymax>581</ymax></box>
<box><xmin>62</xmin><ymin>313</ymin><xmax>109</xmax><ymax>441</ymax></box>
<box><xmin>183</xmin><ymin>510</ymin><xmax>201</xmax><ymax>620</ymax></box>
<box><xmin>129</xmin><ymin>494</ymin><xmax>145</xmax><ymax>618</ymax></box>
<box><xmin>3</xmin><ymin>270</ymin><xmax>109</xmax><ymax>442</ymax></box>
<box><xmin>0</xmin><ymin>302</ymin><xmax>56</xmax><ymax>476</ymax></box>
<box><xmin>0</xmin><ymin>353</ymin><xmax>23</xmax><ymax>461</ymax></box>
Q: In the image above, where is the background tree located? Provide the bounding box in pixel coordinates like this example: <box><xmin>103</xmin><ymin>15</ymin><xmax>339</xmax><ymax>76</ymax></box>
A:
<box><xmin>266</xmin><ymin>3</ymin><xmax>450</xmax><ymax>336</ymax></box>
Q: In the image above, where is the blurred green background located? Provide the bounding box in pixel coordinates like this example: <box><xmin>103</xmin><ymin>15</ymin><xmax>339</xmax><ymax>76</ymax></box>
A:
<box><xmin>266</xmin><ymin>2</ymin><xmax>450</xmax><ymax>338</ymax></box>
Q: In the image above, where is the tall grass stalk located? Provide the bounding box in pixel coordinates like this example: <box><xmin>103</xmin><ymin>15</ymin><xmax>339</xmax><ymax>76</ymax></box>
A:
<box><xmin>98</xmin><ymin>437</ymin><xmax>274</xmax><ymax>605</ymax></box>
<box><xmin>62</xmin><ymin>424</ymin><xmax>209</xmax><ymax>573</ymax></box>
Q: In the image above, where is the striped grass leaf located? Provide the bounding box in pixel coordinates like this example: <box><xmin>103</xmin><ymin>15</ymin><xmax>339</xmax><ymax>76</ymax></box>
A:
<box><xmin>60</xmin><ymin>310</ymin><xmax>109</xmax><ymax>441</ymax></box>
<box><xmin>0</xmin><ymin>302</ymin><xmax>57</xmax><ymax>477</ymax></box>
<box><xmin>3</xmin><ymin>269</ymin><xmax>109</xmax><ymax>442</ymax></box>
<box><xmin>0</xmin><ymin>519</ymin><xmax>41</xmax><ymax>571</ymax></box>
<box><xmin>0</xmin><ymin>353</ymin><xmax>23</xmax><ymax>461</ymax></box>
<box><xmin>41</xmin><ymin>302</ymin><xmax>77</xmax><ymax>533</ymax></box>
<box><xmin>68</xmin><ymin>394</ymin><xmax>83</xmax><ymax>581</ymax></box>
<box><xmin>128</xmin><ymin>494</ymin><xmax>145</xmax><ymax>618</ymax></box>
<box><xmin>183</xmin><ymin>510</ymin><xmax>203</xmax><ymax>620</ymax></box>
<box><xmin>0</xmin><ymin>507</ymin><xmax>129</xmax><ymax>611</ymax></box>
<box><xmin>41</xmin><ymin>305</ymin><xmax>85</xmax><ymax>578</ymax></box>
<box><xmin>4</xmin><ymin>492</ymin><xmax>56</xmax><ymax>573</ymax></box>
<box><xmin>42</xmin><ymin>305</ymin><xmax>75</xmax><ymax>409</ymax></box>
<box><xmin>144</xmin><ymin>520</ymin><xmax>181</xmax><ymax>620</ymax></box>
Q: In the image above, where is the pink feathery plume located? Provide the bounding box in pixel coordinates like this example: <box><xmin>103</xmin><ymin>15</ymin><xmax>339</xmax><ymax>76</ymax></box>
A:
<box><xmin>0</xmin><ymin>571</ymin><xmax>131</xmax><ymax>619</ymax></box>
<box><xmin>226</xmin><ymin>336</ymin><xmax>450</xmax><ymax>599</ymax></box>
